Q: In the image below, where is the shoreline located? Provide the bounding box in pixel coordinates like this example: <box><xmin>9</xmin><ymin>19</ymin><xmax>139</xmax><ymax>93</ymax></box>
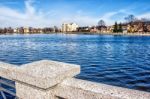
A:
<box><xmin>1</xmin><ymin>32</ymin><xmax>150</xmax><ymax>36</ymax></box>
<box><xmin>64</xmin><ymin>32</ymin><xmax>150</xmax><ymax>36</ymax></box>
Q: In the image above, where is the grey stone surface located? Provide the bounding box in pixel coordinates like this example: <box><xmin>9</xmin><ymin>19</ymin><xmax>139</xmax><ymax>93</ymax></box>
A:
<box><xmin>56</xmin><ymin>78</ymin><xmax>150</xmax><ymax>99</ymax></box>
<box><xmin>14</xmin><ymin>60</ymin><xmax>80</xmax><ymax>89</ymax></box>
<box><xmin>0</xmin><ymin>62</ymin><xmax>18</xmax><ymax>80</ymax></box>
<box><xmin>0</xmin><ymin>60</ymin><xmax>80</xmax><ymax>99</ymax></box>
<box><xmin>1</xmin><ymin>60</ymin><xmax>150</xmax><ymax>99</ymax></box>
<box><xmin>16</xmin><ymin>82</ymin><xmax>57</xmax><ymax>99</ymax></box>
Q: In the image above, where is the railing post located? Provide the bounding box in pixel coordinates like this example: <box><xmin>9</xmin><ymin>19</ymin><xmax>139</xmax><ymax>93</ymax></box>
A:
<box><xmin>15</xmin><ymin>82</ymin><xmax>56</xmax><ymax>99</ymax></box>
<box><xmin>0</xmin><ymin>60</ymin><xmax>80</xmax><ymax>99</ymax></box>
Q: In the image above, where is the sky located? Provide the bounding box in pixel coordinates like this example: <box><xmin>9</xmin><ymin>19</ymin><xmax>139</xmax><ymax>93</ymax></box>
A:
<box><xmin>0</xmin><ymin>0</ymin><xmax>150</xmax><ymax>28</ymax></box>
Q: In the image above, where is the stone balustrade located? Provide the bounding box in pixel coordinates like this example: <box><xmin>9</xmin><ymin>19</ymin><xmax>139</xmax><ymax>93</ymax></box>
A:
<box><xmin>0</xmin><ymin>60</ymin><xmax>150</xmax><ymax>99</ymax></box>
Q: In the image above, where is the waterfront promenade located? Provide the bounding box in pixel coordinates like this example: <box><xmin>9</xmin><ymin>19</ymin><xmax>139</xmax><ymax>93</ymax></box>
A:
<box><xmin>1</xmin><ymin>60</ymin><xmax>150</xmax><ymax>99</ymax></box>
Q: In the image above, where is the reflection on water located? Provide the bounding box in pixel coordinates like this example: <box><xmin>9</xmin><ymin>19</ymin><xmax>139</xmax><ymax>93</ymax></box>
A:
<box><xmin>0</xmin><ymin>34</ymin><xmax>150</xmax><ymax>92</ymax></box>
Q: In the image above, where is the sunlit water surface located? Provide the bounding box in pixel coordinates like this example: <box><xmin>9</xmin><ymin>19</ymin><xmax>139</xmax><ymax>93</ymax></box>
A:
<box><xmin>0</xmin><ymin>34</ymin><xmax>150</xmax><ymax>93</ymax></box>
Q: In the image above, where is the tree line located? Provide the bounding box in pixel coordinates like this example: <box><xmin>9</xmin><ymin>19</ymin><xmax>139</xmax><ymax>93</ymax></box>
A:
<box><xmin>98</xmin><ymin>14</ymin><xmax>150</xmax><ymax>33</ymax></box>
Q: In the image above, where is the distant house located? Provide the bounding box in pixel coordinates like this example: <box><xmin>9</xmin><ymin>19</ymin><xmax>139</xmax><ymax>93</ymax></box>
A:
<box><xmin>126</xmin><ymin>20</ymin><xmax>150</xmax><ymax>33</ymax></box>
<box><xmin>144</xmin><ymin>21</ymin><xmax>150</xmax><ymax>32</ymax></box>
<box><xmin>147</xmin><ymin>24</ymin><xmax>150</xmax><ymax>32</ymax></box>
<box><xmin>107</xmin><ymin>26</ymin><xmax>114</xmax><ymax>33</ymax></box>
<box><xmin>77</xmin><ymin>27</ymin><xmax>90</xmax><ymax>32</ymax></box>
<box><xmin>42</xmin><ymin>27</ymin><xmax>54</xmax><ymax>33</ymax></box>
<box><xmin>96</xmin><ymin>26</ymin><xmax>107</xmax><ymax>33</ymax></box>
<box><xmin>121</xmin><ymin>24</ymin><xmax>128</xmax><ymax>33</ymax></box>
<box><xmin>18</xmin><ymin>27</ymin><xmax>24</xmax><ymax>33</ymax></box>
<box><xmin>24</xmin><ymin>27</ymin><xmax>30</xmax><ymax>33</ymax></box>
<box><xmin>90</xmin><ymin>26</ymin><xmax>97</xmax><ymax>32</ymax></box>
<box><xmin>131</xmin><ymin>21</ymin><xmax>144</xmax><ymax>33</ymax></box>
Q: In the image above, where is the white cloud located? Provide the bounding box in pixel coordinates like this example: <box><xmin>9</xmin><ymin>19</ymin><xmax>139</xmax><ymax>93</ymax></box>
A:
<box><xmin>0</xmin><ymin>0</ymin><xmax>115</xmax><ymax>27</ymax></box>
<box><xmin>0</xmin><ymin>0</ymin><xmax>130</xmax><ymax>28</ymax></box>
<box><xmin>0</xmin><ymin>0</ymin><xmax>51</xmax><ymax>28</ymax></box>
<box><xmin>0</xmin><ymin>0</ymin><xmax>100</xmax><ymax>28</ymax></box>
<box><xmin>137</xmin><ymin>12</ymin><xmax>150</xmax><ymax>19</ymax></box>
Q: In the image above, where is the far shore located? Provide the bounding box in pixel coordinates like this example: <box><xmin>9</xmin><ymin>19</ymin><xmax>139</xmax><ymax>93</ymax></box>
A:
<box><xmin>61</xmin><ymin>32</ymin><xmax>150</xmax><ymax>36</ymax></box>
<box><xmin>1</xmin><ymin>32</ymin><xmax>150</xmax><ymax>36</ymax></box>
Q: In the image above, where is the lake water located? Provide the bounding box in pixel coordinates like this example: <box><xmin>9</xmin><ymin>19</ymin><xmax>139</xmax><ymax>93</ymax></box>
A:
<box><xmin>0</xmin><ymin>34</ymin><xmax>150</xmax><ymax>92</ymax></box>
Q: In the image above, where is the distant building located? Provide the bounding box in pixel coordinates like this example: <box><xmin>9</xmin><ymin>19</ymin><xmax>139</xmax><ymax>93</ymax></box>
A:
<box><xmin>90</xmin><ymin>26</ymin><xmax>97</xmax><ymax>32</ymax></box>
<box><xmin>37</xmin><ymin>28</ymin><xmax>43</xmax><ymax>33</ymax></box>
<box><xmin>6</xmin><ymin>27</ymin><xmax>14</xmax><ymax>33</ymax></box>
<box><xmin>42</xmin><ymin>27</ymin><xmax>54</xmax><ymax>33</ymax></box>
<box><xmin>62</xmin><ymin>23</ymin><xmax>78</xmax><ymax>32</ymax></box>
<box><xmin>15</xmin><ymin>27</ymin><xmax>24</xmax><ymax>33</ymax></box>
<box><xmin>126</xmin><ymin>20</ymin><xmax>150</xmax><ymax>33</ymax></box>
<box><xmin>122</xmin><ymin>24</ymin><xmax>128</xmax><ymax>33</ymax></box>
<box><xmin>147</xmin><ymin>24</ymin><xmax>150</xmax><ymax>32</ymax></box>
<box><xmin>13</xmin><ymin>28</ymin><xmax>18</xmax><ymax>33</ymax></box>
<box><xmin>24</xmin><ymin>27</ymin><xmax>30</xmax><ymax>33</ymax></box>
<box><xmin>96</xmin><ymin>26</ymin><xmax>107</xmax><ymax>33</ymax></box>
<box><xmin>106</xmin><ymin>26</ymin><xmax>114</xmax><ymax>33</ymax></box>
<box><xmin>77</xmin><ymin>26</ymin><xmax>90</xmax><ymax>32</ymax></box>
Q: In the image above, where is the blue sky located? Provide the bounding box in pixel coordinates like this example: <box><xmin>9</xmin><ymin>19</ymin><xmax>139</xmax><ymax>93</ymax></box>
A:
<box><xmin>0</xmin><ymin>0</ymin><xmax>150</xmax><ymax>27</ymax></box>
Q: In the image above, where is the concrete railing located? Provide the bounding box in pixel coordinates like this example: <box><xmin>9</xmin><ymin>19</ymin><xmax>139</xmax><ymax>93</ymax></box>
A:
<box><xmin>0</xmin><ymin>60</ymin><xmax>150</xmax><ymax>99</ymax></box>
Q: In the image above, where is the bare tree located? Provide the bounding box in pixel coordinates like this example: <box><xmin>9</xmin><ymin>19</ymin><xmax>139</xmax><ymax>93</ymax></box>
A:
<box><xmin>98</xmin><ymin>20</ymin><xmax>105</xmax><ymax>26</ymax></box>
<box><xmin>125</xmin><ymin>15</ymin><xmax>136</xmax><ymax>23</ymax></box>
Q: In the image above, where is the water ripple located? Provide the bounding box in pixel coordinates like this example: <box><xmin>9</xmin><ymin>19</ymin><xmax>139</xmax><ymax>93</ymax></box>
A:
<box><xmin>0</xmin><ymin>34</ymin><xmax>150</xmax><ymax>92</ymax></box>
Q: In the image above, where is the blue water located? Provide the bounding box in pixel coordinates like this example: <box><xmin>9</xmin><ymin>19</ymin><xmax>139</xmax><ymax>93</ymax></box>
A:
<box><xmin>0</xmin><ymin>34</ymin><xmax>150</xmax><ymax>92</ymax></box>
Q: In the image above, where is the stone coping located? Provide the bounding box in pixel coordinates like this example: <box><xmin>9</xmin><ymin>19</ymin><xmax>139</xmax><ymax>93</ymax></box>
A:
<box><xmin>0</xmin><ymin>62</ymin><xmax>19</xmax><ymax>80</ymax></box>
<box><xmin>0</xmin><ymin>60</ymin><xmax>80</xmax><ymax>89</ymax></box>
<box><xmin>1</xmin><ymin>60</ymin><xmax>150</xmax><ymax>99</ymax></box>
<box><xmin>58</xmin><ymin>78</ymin><xmax>150</xmax><ymax>99</ymax></box>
